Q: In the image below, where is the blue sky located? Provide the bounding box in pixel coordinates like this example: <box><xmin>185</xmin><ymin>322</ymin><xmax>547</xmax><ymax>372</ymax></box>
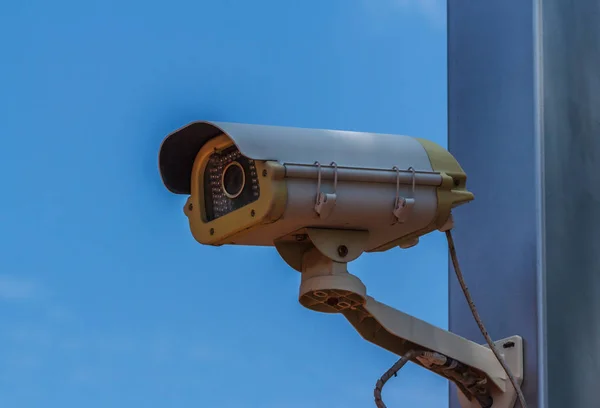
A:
<box><xmin>0</xmin><ymin>1</ymin><xmax>449</xmax><ymax>407</ymax></box>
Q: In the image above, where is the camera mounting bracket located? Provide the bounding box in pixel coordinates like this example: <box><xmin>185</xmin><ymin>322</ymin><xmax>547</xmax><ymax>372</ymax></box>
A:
<box><xmin>292</xmin><ymin>229</ymin><xmax>523</xmax><ymax>408</ymax></box>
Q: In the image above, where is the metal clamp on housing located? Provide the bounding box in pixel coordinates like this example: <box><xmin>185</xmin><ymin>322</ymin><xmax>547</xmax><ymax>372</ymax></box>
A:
<box><xmin>393</xmin><ymin>166</ymin><xmax>416</xmax><ymax>223</ymax></box>
<box><xmin>314</xmin><ymin>161</ymin><xmax>338</xmax><ymax>219</ymax></box>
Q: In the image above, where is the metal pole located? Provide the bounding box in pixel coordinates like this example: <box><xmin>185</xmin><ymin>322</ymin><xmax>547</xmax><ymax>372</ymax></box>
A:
<box><xmin>447</xmin><ymin>0</ymin><xmax>600</xmax><ymax>407</ymax></box>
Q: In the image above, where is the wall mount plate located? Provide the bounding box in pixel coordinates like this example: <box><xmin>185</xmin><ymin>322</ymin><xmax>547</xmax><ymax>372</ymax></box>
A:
<box><xmin>457</xmin><ymin>335</ymin><xmax>524</xmax><ymax>408</ymax></box>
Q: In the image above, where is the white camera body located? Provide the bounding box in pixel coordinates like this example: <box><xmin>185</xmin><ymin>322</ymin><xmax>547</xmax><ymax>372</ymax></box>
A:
<box><xmin>158</xmin><ymin>121</ymin><xmax>473</xmax><ymax>262</ymax></box>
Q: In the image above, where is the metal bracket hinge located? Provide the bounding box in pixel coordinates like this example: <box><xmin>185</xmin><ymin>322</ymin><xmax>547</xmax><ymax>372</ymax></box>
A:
<box><xmin>393</xmin><ymin>166</ymin><xmax>416</xmax><ymax>223</ymax></box>
<box><xmin>314</xmin><ymin>161</ymin><xmax>338</xmax><ymax>219</ymax></box>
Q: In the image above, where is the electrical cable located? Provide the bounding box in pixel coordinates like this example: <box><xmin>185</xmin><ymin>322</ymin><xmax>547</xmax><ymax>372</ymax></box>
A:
<box><xmin>374</xmin><ymin>350</ymin><xmax>419</xmax><ymax>408</ymax></box>
<box><xmin>446</xmin><ymin>229</ymin><xmax>528</xmax><ymax>408</ymax></box>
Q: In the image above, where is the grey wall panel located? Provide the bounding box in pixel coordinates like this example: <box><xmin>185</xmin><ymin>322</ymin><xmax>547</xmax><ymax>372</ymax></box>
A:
<box><xmin>449</xmin><ymin>0</ymin><xmax>600</xmax><ymax>407</ymax></box>
<box><xmin>542</xmin><ymin>1</ymin><xmax>600</xmax><ymax>407</ymax></box>
<box><xmin>447</xmin><ymin>1</ymin><xmax>541</xmax><ymax>407</ymax></box>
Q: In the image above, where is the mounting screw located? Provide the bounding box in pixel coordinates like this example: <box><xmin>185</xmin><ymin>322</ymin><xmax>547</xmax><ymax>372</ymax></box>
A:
<box><xmin>250</xmin><ymin>209</ymin><xmax>256</xmax><ymax>217</ymax></box>
<box><xmin>295</xmin><ymin>234</ymin><xmax>308</xmax><ymax>242</ymax></box>
<box><xmin>326</xmin><ymin>297</ymin><xmax>339</xmax><ymax>306</ymax></box>
<box><xmin>262</xmin><ymin>169</ymin><xmax>268</xmax><ymax>177</ymax></box>
<box><xmin>209</xmin><ymin>228</ymin><xmax>215</xmax><ymax>236</ymax></box>
<box><xmin>187</xmin><ymin>203</ymin><xmax>193</xmax><ymax>211</ymax></box>
<box><xmin>502</xmin><ymin>341</ymin><xmax>515</xmax><ymax>349</ymax></box>
<box><xmin>337</xmin><ymin>245</ymin><xmax>349</xmax><ymax>257</ymax></box>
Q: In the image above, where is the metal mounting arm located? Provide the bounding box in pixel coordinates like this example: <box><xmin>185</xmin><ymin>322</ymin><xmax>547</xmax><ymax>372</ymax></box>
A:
<box><xmin>296</xmin><ymin>245</ymin><xmax>523</xmax><ymax>408</ymax></box>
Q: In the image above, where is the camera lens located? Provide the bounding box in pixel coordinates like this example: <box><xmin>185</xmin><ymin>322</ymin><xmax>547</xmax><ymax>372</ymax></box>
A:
<box><xmin>222</xmin><ymin>161</ymin><xmax>245</xmax><ymax>198</ymax></box>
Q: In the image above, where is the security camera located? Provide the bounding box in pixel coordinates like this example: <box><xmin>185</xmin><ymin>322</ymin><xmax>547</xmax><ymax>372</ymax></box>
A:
<box><xmin>158</xmin><ymin>121</ymin><xmax>525</xmax><ymax>408</ymax></box>
<box><xmin>158</xmin><ymin>120</ymin><xmax>474</xmax><ymax>254</ymax></box>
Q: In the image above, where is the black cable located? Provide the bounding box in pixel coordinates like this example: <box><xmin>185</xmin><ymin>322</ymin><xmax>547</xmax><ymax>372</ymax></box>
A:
<box><xmin>373</xmin><ymin>350</ymin><xmax>419</xmax><ymax>408</ymax></box>
<box><xmin>446</xmin><ymin>229</ymin><xmax>528</xmax><ymax>408</ymax></box>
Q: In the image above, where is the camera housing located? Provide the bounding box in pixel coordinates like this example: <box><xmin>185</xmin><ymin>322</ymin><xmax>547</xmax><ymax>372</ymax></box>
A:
<box><xmin>158</xmin><ymin>121</ymin><xmax>473</xmax><ymax>256</ymax></box>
